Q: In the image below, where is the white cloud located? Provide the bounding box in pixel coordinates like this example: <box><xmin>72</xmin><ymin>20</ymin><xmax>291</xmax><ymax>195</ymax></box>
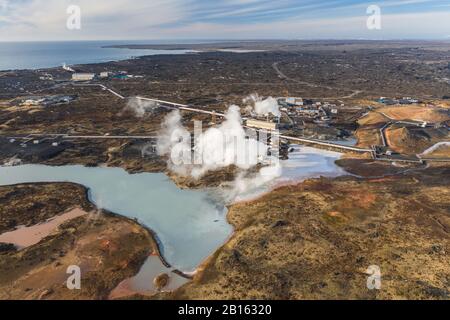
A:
<box><xmin>150</xmin><ymin>10</ymin><xmax>450</xmax><ymax>40</ymax></box>
<box><xmin>0</xmin><ymin>0</ymin><xmax>449</xmax><ymax>40</ymax></box>
<box><xmin>0</xmin><ymin>0</ymin><xmax>189</xmax><ymax>41</ymax></box>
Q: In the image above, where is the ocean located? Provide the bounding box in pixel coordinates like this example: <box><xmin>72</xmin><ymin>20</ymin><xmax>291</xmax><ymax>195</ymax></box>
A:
<box><xmin>0</xmin><ymin>40</ymin><xmax>196</xmax><ymax>71</ymax></box>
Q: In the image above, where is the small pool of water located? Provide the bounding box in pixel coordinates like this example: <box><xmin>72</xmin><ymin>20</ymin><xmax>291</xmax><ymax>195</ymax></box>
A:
<box><xmin>326</xmin><ymin>137</ymin><xmax>358</xmax><ymax>147</ymax></box>
<box><xmin>109</xmin><ymin>256</ymin><xmax>189</xmax><ymax>299</ymax></box>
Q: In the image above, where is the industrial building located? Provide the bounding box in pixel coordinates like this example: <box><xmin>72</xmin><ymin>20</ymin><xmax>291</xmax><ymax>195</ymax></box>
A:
<box><xmin>245</xmin><ymin>119</ymin><xmax>279</xmax><ymax>131</ymax></box>
<box><xmin>17</xmin><ymin>95</ymin><xmax>77</xmax><ymax>107</ymax></box>
<box><xmin>39</xmin><ymin>73</ymin><xmax>53</xmax><ymax>81</ymax></box>
<box><xmin>284</xmin><ymin>97</ymin><xmax>304</xmax><ymax>106</ymax></box>
<box><xmin>377</xmin><ymin>97</ymin><xmax>421</xmax><ymax>105</ymax></box>
<box><xmin>99</xmin><ymin>72</ymin><xmax>110</xmax><ymax>79</ymax></box>
<box><xmin>72</xmin><ymin>73</ymin><xmax>96</xmax><ymax>81</ymax></box>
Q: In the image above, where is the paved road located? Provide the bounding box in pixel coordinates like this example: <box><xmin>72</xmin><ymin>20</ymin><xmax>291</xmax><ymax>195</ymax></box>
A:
<box><xmin>379</xmin><ymin>122</ymin><xmax>391</xmax><ymax>147</ymax></box>
<box><xmin>72</xmin><ymin>83</ymin><xmax>125</xmax><ymax>99</ymax></box>
<box><xmin>419</xmin><ymin>141</ymin><xmax>450</xmax><ymax>157</ymax></box>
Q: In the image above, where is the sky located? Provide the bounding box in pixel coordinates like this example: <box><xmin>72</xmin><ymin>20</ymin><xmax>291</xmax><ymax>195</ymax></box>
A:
<box><xmin>0</xmin><ymin>0</ymin><xmax>450</xmax><ymax>41</ymax></box>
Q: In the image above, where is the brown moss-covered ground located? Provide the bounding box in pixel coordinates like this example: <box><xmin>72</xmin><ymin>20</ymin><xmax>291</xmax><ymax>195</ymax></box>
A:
<box><xmin>0</xmin><ymin>183</ymin><xmax>156</xmax><ymax>300</ymax></box>
<box><xmin>336</xmin><ymin>158</ymin><xmax>426</xmax><ymax>178</ymax></box>
<box><xmin>0</xmin><ymin>183</ymin><xmax>93</xmax><ymax>234</ymax></box>
<box><xmin>385</xmin><ymin>126</ymin><xmax>449</xmax><ymax>155</ymax></box>
<box><xmin>170</xmin><ymin>167</ymin><xmax>450</xmax><ymax>300</ymax></box>
<box><xmin>379</xmin><ymin>105</ymin><xmax>449</xmax><ymax>123</ymax></box>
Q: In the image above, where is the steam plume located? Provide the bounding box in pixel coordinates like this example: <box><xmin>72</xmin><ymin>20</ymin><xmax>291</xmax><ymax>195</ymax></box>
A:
<box><xmin>123</xmin><ymin>97</ymin><xmax>158</xmax><ymax>117</ymax></box>
<box><xmin>156</xmin><ymin>105</ymin><xmax>282</xmax><ymax>201</ymax></box>
<box><xmin>244</xmin><ymin>94</ymin><xmax>281</xmax><ymax>117</ymax></box>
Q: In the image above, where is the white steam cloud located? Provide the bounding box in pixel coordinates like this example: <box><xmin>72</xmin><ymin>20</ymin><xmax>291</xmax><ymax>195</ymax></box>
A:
<box><xmin>156</xmin><ymin>105</ymin><xmax>282</xmax><ymax>201</ymax></box>
<box><xmin>123</xmin><ymin>97</ymin><xmax>158</xmax><ymax>117</ymax></box>
<box><xmin>244</xmin><ymin>94</ymin><xmax>281</xmax><ymax>117</ymax></box>
<box><xmin>191</xmin><ymin>105</ymin><xmax>270</xmax><ymax>179</ymax></box>
<box><xmin>156</xmin><ymin>109</ymin><xmax>192</xmax><ymax>176</ymax></box>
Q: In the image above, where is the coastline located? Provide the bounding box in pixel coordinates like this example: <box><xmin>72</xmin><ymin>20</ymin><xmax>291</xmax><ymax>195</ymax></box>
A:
<box><xmin>0</xmin><ymin>41</ymin><xmax>198</xmax><ymax>72</ymax></box>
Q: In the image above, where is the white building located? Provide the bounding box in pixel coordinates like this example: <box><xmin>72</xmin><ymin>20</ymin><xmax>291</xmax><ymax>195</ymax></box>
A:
<box><xmin>72</xmin><ymin>73</ymin><xmax>96</xmax><ymax>81</ymax></box>
<box><xmin>245</xmin><ymin>119</ymin><xmax>279</xmax><ymax>131</ymax></box>
<box><xmin>39</xmin><ymin>73</ymin><xmax>53</xmax><ymax>81</ymax></box>
<box><xmin>99</xmin><ymin>72</ymin><xmax>110</xmax><ymax>79</ymax></box>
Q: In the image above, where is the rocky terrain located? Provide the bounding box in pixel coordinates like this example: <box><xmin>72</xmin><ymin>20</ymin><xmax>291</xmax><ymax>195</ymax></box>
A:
<box><xmin>169</xmin><ymin>168</ymin><xmax>449</xmax><ymax>300</ymax></box>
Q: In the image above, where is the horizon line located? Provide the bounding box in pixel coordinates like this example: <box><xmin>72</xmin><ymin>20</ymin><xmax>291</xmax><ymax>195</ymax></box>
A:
<box><xmin>1</xmin><ymin>38</ymin><xmax>450</xmax><ymax>43</ymax></box>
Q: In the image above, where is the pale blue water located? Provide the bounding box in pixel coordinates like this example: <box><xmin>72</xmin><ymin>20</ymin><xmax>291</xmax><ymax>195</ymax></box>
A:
<box><xmin>0</xmin><ymin>147</ymin><xmax>346</xmax><ymax>272</ymax></box>
<box><xmin>236</xmin><ymin>146</ymin><xmax>346</xmax><ymax>201</ymax></box>
<box><xmin>0</xmin><ymin>40</ymin><xmax>196</xmax><ymax>71</ymax></box>
<box><xmin>0</xmin><ymin>164</ymin><xmax>231</xmax><ymax>272</ymax></box>
<box><xmin>328</xmin><ymin>137</ymin><xmax>358</xmax><ymax>147</ymax></box>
